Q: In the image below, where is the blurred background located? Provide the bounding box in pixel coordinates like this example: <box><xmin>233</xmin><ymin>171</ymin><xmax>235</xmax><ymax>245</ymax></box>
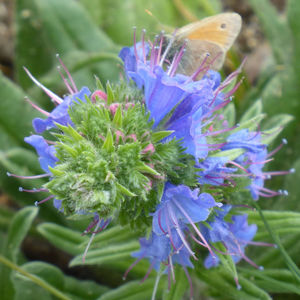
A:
<box><xmin>0</xmin><ymin>0</ymin><xmax>300</xmax><ymax>299</ymax></box>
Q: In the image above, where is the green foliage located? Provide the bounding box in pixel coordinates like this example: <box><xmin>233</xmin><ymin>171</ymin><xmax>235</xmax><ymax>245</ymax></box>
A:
<box><xmin>0</xmin><ymin>0</ymin><xmax>300</xmax><ymax>299</ymax></box>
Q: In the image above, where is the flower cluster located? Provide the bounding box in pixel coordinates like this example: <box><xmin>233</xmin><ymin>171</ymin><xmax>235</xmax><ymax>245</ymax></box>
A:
<box><xmin>9</xmin><ymin>29</ymin><xmax>294</xmax><ymax>297</ymax></box>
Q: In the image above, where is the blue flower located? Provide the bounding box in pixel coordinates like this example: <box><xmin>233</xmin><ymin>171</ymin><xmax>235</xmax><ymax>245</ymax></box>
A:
<box><xmin>152</xmin><ymin>183</ymin><xmax>221</xmax><ymax>235</ymax></box>
<box><xmin>222</xmin><ymin>129</ymin><xmax>266</xmax><ymax>153</ymax></box>
<box><xmin>151</xmin><ymin>183</ymin><xmax>221</xmax><ymax>259</ymax></box>
<box><xmin>24</xmin><ymin>135</ymin><xmax>58</xmax><ymax>173</ymax></box>
<box><xmin>132</xmin><ymin>232</ymin><xmax>170</xmax><ymax>272</ymax></box>
<box><xmin>197</xmin><ymin>156</ymin><xmax>236</xmax><ymax>186</ymax></box>
<box><xmin>33</xmin><ymin>87</ymin><xmax>91</xmax><ymax>133</ymax></box>
<box><xmin>201</xmin><ymin>205</ymin><xmax>257</xmax><ymax>268</ymax></box>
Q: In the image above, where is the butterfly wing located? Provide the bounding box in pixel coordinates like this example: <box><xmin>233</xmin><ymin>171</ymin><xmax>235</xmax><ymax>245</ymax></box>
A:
<box><xmin>175</xmin><ymin>13</ymin><xmax>241</xmax><ymax>77</ymax></box>
<box><xmin>176</xmin><ymin>13</ymin><xmax>242</xmax><ymax>51</ymax></box>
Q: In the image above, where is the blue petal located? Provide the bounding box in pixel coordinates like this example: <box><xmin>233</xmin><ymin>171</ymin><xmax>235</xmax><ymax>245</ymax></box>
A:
<box><xmin>33</xmin><ymin>87</ymin><xmax>91</xmax><ymax>133</ymax></box>
<box><xmin>25</xmin><ymin>135</ymin><xmax>58</xmax><ymax>172</ymax></box>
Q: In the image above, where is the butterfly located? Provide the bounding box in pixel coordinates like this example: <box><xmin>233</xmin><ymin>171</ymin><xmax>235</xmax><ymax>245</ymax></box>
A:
<box><xmin>166</xmin><ymin>12</ymin><xmax>242</xmax><ymax>78</ymax></box>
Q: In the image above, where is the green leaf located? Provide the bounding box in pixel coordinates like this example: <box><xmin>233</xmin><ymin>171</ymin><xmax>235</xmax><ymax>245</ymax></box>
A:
<box><xmin>211</xmin><ymin>148</ymin><xmax>244</xmax><ymax>160</ymax></box>
<box><xmin>9</xmin><ymin>260</ymin><xmax>71</xmax><ymax>300</ymax></box>
<box><xmin>0</xmin><ymin>148</ymin><xmax>64</xmax><ymax>224</ymax></box>
<box><xmin>64</xmin><ymin>275</ymin><xmax>109</xmax><ymax>299</ymax></box>
<box><xmin>240</xmin><ymin>268</ymin><xmax>300</xmax><ymax>295</ymax></box>
<box><xmin>0</xmin><ymin>207</ymin><xmax>38</xmax><ymax>300</ymax></box>
<box><xmin>102</xmin><ymin>130</ymin><xmax>114</xmax><ymax>152</ymax></box>
<box><xmin>16</xmin><ymin>0</ymin><xmax>120</xmax><ymax>93</ymax></box>
<box><xmin>70</xmin><ymin>240</ymin><xmax>139</xmax><ymax>267</ymax></box>
<box><xmin>112</xmin><ymin>106</ymin><xmax>123</xmax><ymax>127</ymax></box>
<box><xmin>162</xmin><ymin>268</ymin><xmax>188</xmax><ymax>300</ymax></box>
<box><xmin>97</xmin><ymin>277</ymin><xmax>166</xmax><ymax>300</ymax></box>
<box><xmin>116</xmin><ymin>182</ymin><xmax>137</xmax><ymax>197</ymax></box>
<box><xmin>222</xmin><ymin>103</ymin><xmax>236</xmax><ymax>128</ymax></box>
<box><xmin>288</xmin><ymin>0</ymin><xmax>300</xmax><ymax>79</ymax></box>
<box><xmin>284</xmin><ymin>158</ymin><xmax>300</xmax><ymax>211</ymax></box>
<box><xmin>106</xmin><ymin>82</ymin><xmax>115</xmax><ymax>105</ymax></box>
<box><xmin>5</xmin><ymin>207</ymin><xmax>39</xmax><ymax>261</ymax></box>
<box><xmin>12</xmin><ymin>261</ymin><xmax>64</xmax><ymax>293</ymax></box>
<box><xmin>197</xmin><ymin>268</ymin><xmax>272</xmax><ymax>300</ymax></box>
<box><xmin>239</xmin><ymin>99</ymin><xmax>263</xmax><ymax>124</ymax></box>
<box><xmin>152</xmin><ymin>131</ymin><xmax>174</xmax><ymax>143</ymax></box>
<box><xmin>136</xmin><ymin>162</ymin><xmax>161</xmax><ymax>176</ymax></box>
<box><xmin>37</xmin><ymin>223</ymin><xmax>85</xmax><ymax>255</ymax></box>
<box><xmin>234</xmin><ymin>113</ymin><xmax>265</xmax><ymax>132</ymax></box>
<box><xmin>0</xmin><ymin>72</ymin><xmax>39</xmax><ymax>150</ymax></box>
<box><xmin>261</xmin><ymin>114</ymin><xmax>294</xmax><ymax>144</ymax></box>
<box><xmin>83</xmin><ymin>225</ymin><xmax>138</xmax><ymax>248</ymax></box>
<box><xmin>9</xmin><ymin>260</ymin><xmax>108</xmax><ymax>300</ymax></box>
<box><xmin>15</xmin><ymin>0</ymin><xmax>54</xmax><ymax>89</ymax></box>
<box><xmin>80</xmin><ymin>0</ymin><xmax>179</xmax><ymax>45</ymax></box>
<box><xmin>0</xmin><ymin>205</ymin><xmax>14</xmax><ymax>231</ymax></box>
<box><xmin>253</xmin><ymin>203</ymin><xmax>300</xmax><ymax>283</ymax></box>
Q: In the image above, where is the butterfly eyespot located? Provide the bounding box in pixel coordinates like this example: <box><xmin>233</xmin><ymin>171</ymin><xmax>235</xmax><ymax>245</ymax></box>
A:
<box><xmin>220</xmin><ymin>23</ymin><xmax>227</xmax><ymax>29</ymax></box>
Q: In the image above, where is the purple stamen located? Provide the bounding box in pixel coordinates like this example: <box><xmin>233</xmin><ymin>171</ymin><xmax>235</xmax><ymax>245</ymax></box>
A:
<box><xmin>224</xmin><ymin>78</ymin><xmax>243</xmax><ymax>99</ymax></box>
<box><xmin>140</xmin><ymin>261</ymin><xmax>155</xmax><ymax>283</ymax></box>
<box><xmin>182</xmin><ymin>264</ymin><xmax>193</xmax><ymax>300</ymax></box>
<box><xmin>202</xmin><ymin>125</ymin><xmax>237</xmax><ymax>137</ymax></box>
<box><xmin>168</xmin><ymin>203</ymin><xmax>196</xmax><ymax>259</ymax></box>
<box><xmin>133</xmin><ymin>27</ymin><xmax>139</xmax><ymax>63</ymax></box>
<box><xmin>123</xmin><ymin>253</ymin><xmax>145</xmax><ymax>280</ymax></box>
<box><xmin>172</xmin><ymin>199</ymin><xmax>215</xmax><ymax>257</ymax></box>
<box><xmin>159</xmin><ymin>33</ymin><xmax>176</xmax><ymax>67</ymax></box>
<box><xmin>57</xmin><ymin>66</ymin><xmax>74</xmax><ymax>94</ymax></box>
<box><xmin>263</xmin><ymin>170</ymin><xmax>294</xmax><ymax>176</ymax></box>
<box><xmin>25</xmin><ymin>97</ymin><xmax>50</xmax><ymax>116</ymax></box>
<box><xmin>168</xmin><ymin>255</ymin><xmax>176</xmax><ymax>282</ymax></box>
<box><xmin>189</xmin><ymin>53</ymin><xmax>210</xmax><ymax>81</ymax></box>
<box><xmin>169</xmin><ymin>42</ymin><xmax>186</xmax><ymax>77</ymax></box>
<box><xmin>19</xmin><ymin>187</ymin><xmax>48</xmax><ymax>193</ymax></box>
<box><xmin>166</xmin><ymin>213</ymin><xmax>178</xmax><ymax>251</ymax></box>
<box><xmin>7</xmin><ymin>172</ymin><xmax>51</xmax><ymax>179</ymax></box>
<box><xmin>158</xmin><ymin>210</ymin><xmax>167</xmax><ymax>234</ymax></box>
<box><xmin>56</xmin><ymin>54</ymin><xmax>78</xmax><ymax>93</ymax></box>
<box><xmin>156</xmin><ymin>33</ymin><xmax>164</xmax><ymax>64</ymax></box>
<box><xmin>190</xmin><ymin>233</ymin><xmax>206</xmax><ymax>247</ymax></box>
<box><xmin>228</xmin><ymin>161</ymin><xmax>250</xmax><ymax>174</ymax></box>
<box><xmin>82</xmin><ymin>220</ymin><xmax>101</xmax><ymax>263</ymax></box>
<box><xmin>82</xmin><ymin>217</ymin><xmax>100</xmax><ymax>235</ymax></box>
<box><xmin>141</xmin><ymin>29</ymin><xmax>147</xmax><ymax>63</ymax></box>
<box><xmin>35</xmin><ymin>195</ymin><xmax>54</xmax><ymax>206</ymax></box>
<box><xmin>234</xmin><ymin>277</ymin><xmax>242</xmax><ymax>290</ymax></box>
<box><xmin>23</xmin><ymin>67</ymin><xmax>63</xmax><ymax>104</ymax></box>
<box><xmin>250</xmin><ymin>158</ymin><xmax>273</xmax><ymax>165</ymax></box>
<box><xmin>239</xmin><ymin>239</ymin><xmax>276</xmax><ymax>248</ymax></box>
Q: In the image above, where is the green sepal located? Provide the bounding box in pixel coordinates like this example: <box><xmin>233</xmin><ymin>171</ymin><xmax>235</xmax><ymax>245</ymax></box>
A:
<box><xmin>157</xmin><ymin>182</ymin><xmax>165</xmax><ymax>202</ymax></box>
<box><xmin>152</xmin><ymin>130</ymin><xmax>174</xmax><ymax>143</ymax></box>
<box><xmin>211</xmin><ymin>148</ymin><xmax>244</xmax><ymax>161</ymax></box>
<box><xmin>102</xmin><ymin>129</ymin><xmax>114</xmax><ymax>152</ymax></box>
<box><xmin>116</xmin><ymin>182</ymin><xmax>137</xmax><ymax>197</ymax></box>
<box><xmin>106</xmin><ymin>82</ymin><xmax>115</xmax><ymax>105</ymax></box>
<box><xmin>112</xmin><ymin>105</ymin><xmax>122</xmax><ymax>127</ymax></box>
<box><xmin>215</xmin><ymin>242</ymin><xmax>239</xmax><ymax>284</ymax></box>
<box><xmin>57</xmin><ymin>142</ymin><xmax>78</xmax><ymax>157</ymax></box>
<box><xmin>136</xmin><ymin>162</ymin><xmax>161</xmax><ymax>176</ymax></box>
<box><xmin>95</xmin><ymin>75</ymin><xmax>105</xmax><ymax>91</ymax></box>
<box><xmin>240</xmin><ymin>98</ymin><xmax>263</xmax><ymax>124</ymax></box>
<box><xmin>56</xmin><ymin>123</ymin><xmax>84</xmax><ymax>142</ymax></box>
<box><xmin>232</xmin><ymin>114</ymin><xmax>266</xmax><ymax>133</ymax></box>
<box><xmin>48</xmin><ymin>166</ymin><xmax>64</xmax><ymax>176</ymax></box>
